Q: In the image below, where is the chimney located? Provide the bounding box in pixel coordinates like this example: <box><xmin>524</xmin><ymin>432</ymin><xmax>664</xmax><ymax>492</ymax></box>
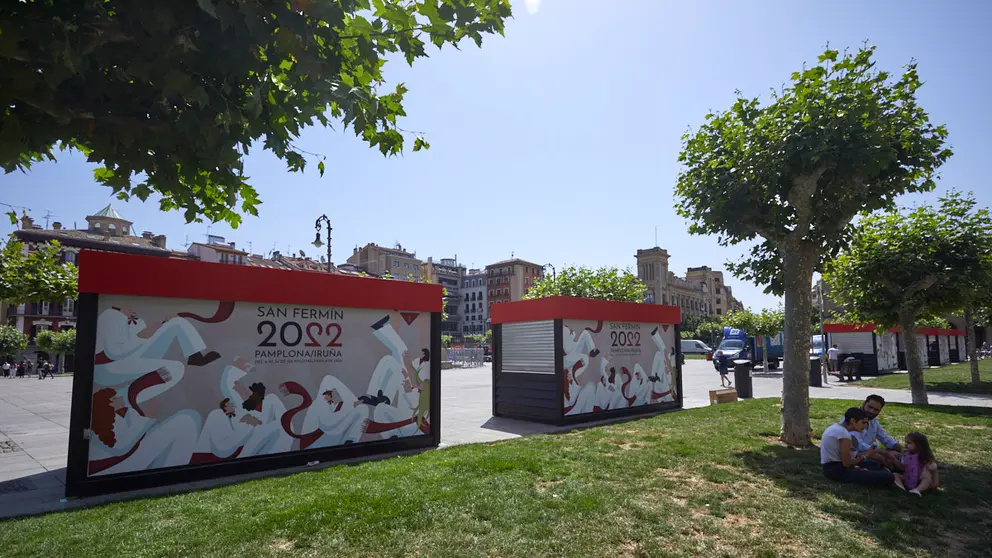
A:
<box><xmin>151</xmin><ymin>234</ymin><xmax>167</xmax><ymax>249</ymax></box>
<box><xmin>229</xmin><ymin>242</ymin><xmax>236</xmax><ymax>248</ymax></box>
<box><xmin>52</xmin><ymin>222</ymin><xmax>63</xmax><ymax>230</ymax></box>
<box><xmin>20</xmin><ymin>212</ymin><xmax>33</xmax><ymax>230</ymax></box>
<box><xmin>141</xmin><ymin>231</ymin><xmax>154</xmax><ymax>239</ymax></box>
<box><xmin>272</xmin><ymin>250</ymin><xmax>281</xmax><ymax>259</ymax></box>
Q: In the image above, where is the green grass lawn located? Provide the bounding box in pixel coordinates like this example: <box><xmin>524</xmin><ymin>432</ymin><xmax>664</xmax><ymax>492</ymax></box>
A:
<box><xmin>684</xmin><ymin>353</ymin><xmax>708</xmax><ymax>360</ymax></box>
<box><xmin>3</xmin><ymin>400</ymin><xmax>991</xmax><ymax>558</ymax></box>
<box><xmin>857</xmin><ymin>360</ymin><xmax>992</xmax><ymax>394</ymax></box>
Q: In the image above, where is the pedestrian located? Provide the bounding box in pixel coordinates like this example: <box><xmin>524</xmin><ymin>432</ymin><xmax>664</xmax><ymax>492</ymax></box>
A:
<box><xmin>827</xmin><ymin>344</ymin><xmax>841</xmax><ymax>374</ymax></box>
<box><xmin>2</xmin><ymin>360</ymin><xmax>10</xmax><ymax>379</ymax></box>
<box><xmin>50</xmin><ymin>361</ymin><xmax>57</xmax><ymax>377</ymax></box>
<box><xmin>718</xmin><ymin>353</ymin><xmax>733</xmax><ymax>388</ymax></box>
<box><xmin>17</xmin><ymin>361</ymin><xmax>25</xmax><ymax>378</ymax></box>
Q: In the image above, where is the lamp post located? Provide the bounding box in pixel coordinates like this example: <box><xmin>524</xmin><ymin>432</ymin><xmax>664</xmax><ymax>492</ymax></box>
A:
<box><xmin>543</xmin><ymin>263</ymin><xmax>555</xmax><ymax>282</ymax></box>
<box><xmin>311</xmin><ymin>214</ymin><xmax>332</xmax><ymax>273</ymax></box>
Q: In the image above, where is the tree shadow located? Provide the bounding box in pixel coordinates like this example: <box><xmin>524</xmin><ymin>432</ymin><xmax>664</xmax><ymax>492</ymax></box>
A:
<box><xmin>737</xmin><ymin>444</ymin><xmax>992</xmax><ymax>556</ymax></box>
<box><xmin>926</xmin><ymin>381</ymin><xmax>992</xmax><ymax>395</ymax></box>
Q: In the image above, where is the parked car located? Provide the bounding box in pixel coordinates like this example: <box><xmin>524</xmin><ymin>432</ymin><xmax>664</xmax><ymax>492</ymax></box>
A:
<box><xmin>680</xmin><ymin>339</ymin><xmax>712</xmax><ymax>355</ymax></box>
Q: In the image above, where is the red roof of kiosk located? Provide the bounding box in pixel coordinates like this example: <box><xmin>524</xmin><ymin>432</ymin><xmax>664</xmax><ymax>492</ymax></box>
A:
<box><xmin>78</xmin><ymin>250</ymin><xmax>442</xmax><ymax>312</ymax></box>
<box><xmin>491</xmin><ymin>297</ymin><xmax>681</xmax><ymax>325</ymax></box>
<box><xmin>824</xmin><ymin>323</ymin><xmax>963</xmax><ymax>337</ymax></box>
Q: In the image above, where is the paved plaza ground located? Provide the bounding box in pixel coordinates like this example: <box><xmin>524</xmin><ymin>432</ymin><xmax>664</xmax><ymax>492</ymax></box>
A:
<box><xmin>1</xmin><ymin>361</ymin><xmax>990</xmax><ymax>519</ymax></box>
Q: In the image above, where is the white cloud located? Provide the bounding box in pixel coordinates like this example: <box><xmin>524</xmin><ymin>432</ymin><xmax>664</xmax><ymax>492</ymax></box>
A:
<box><xmin>524</xmin><ymin>0</ymin><xmax>540</xmax><ymax>14</ymax></box>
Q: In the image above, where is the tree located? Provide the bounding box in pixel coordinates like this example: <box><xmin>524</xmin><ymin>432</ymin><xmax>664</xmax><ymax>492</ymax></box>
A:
<box><xmin>0</xmin><ymin>237</ymin><xmax>78</xmax><ymax>302</ymax></box>
<box><xmin>964</xmin><ymin>292</ymin><xmax>992</xmax><ymax>386</ymax></box>
<box><xmin>51</xmin><ymin>328</ymin><xmax>77</xmax><ymax>372</ymax></box>
<box><xmin>915</xmin><ymin>315</ymin><xmax>950</xmax><ymax>329</ymax></box>
<box><xmin>1</xmin><ymin>1</ymin><xmax>512</xmax><ymax>226</ymax></box>
<box><xmin>680</xmin><ymin>329</ymin><xmax>695</xmax><ymax>340</ymax></box>
<box><xmin>464</xmin><ymin>334</ymin><xmax>484</xmax><ymax>345</ymax></box>
<box><xmin>0</xmin><ymin>324</ymin><xmax>29</xmax><ymax>359</ymax></box>
<box><xmin>675</xmin><ymin>45</ymin><xmax>950</xmax><ymax>445</ymax></box>
<box><xmin>724</xmin><ymin>308</ymin><xmax>786</xmax><ymax>372</ymax></box>
<box><xmin>695</xmin><ymin>320</ymin><xmax>724</xmax><ymax>347</ymax></box>
<box><xmin>441</xmin><ymin>334</ymin><xmax>452</xmax><ymax>349</ymax></box>
<box><xmin>524</xmin><ymin>265</ymin><xmax>647</xmax><ymax>303</ymax></box>
<box><xmin>484</xmin><ymin>329</ymin><xmax>492</xmax><ymax>345</ymax></box>
<box><xmin>823</xmin><ymin>192</ymin><xmax>992</xmax><ymax>404</ymax></box>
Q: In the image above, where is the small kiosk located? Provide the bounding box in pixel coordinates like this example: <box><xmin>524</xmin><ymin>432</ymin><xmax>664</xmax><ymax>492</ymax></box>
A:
<box><xmin>823</xmin><ymin>323</ymin><xmax>900</xmax><ymax>375</ymax></box>
<box><xmin>67</xmin><ymin>251</ymin><xmax>441</xmax><ymax>497</ymax></box>
<box><xmin>490</xmin><ymin>297</ymin><xmax>682</xmax><ymax>426</ymax></box>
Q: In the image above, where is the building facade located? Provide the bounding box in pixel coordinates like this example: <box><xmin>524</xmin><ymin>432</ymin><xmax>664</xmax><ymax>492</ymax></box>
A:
<box><xmin>6</xmin><ymin>205</ymin><xmax>172</xmax><ymax>363</ymax></box>
<box><xmin>485</xmin><ymin>258</ymin><xmax>544</xmax><ymax>323</ymax></box>
<box><xmin>346</xmin><ymin>242</ymin><xmax>423</xmax><ymax>278</ymax></box>
<box><xmin>461</xmin><ymin>269</ymin><xmax>487</xmax><ymax>336</ymax></box>
<box><xmin>422</xmin><ymin>257</ymin><xmax>465</xmax><ymax>337</ymax></box>
<box><xmin>635</xmin><ymin>247</ymin><xmax>744</xmax><ymax>319</ymax></box>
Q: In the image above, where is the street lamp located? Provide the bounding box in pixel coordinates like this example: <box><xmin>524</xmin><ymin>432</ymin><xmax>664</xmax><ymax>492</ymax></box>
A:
<box><xmin>312</xmin><ymin>214</ymin><xmax>332</xmax><ymax>273</ymax></box>
<box><xmin>543</xmin><ymin>263</ymin><xmax>555</xmax><ymax>282</ymax></box>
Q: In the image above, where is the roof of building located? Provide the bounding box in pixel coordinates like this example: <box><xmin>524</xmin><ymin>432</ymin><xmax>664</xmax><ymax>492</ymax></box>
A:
<box><xmin>14</xmin><ymin>228</ymin><xmax>169</xmax><ymax>255</ymax></box>
<box><xmin>485</xmin><ymin>258</ymin><xmax>543</xmax><ymax>268</ymax></box>
<box><xmin>190</xmin><ymin>242</ymin><xmax>248</xmax><ymax>255</ymax></box>
<box><xmin>90</xmin><ymin>204</ymin><xmax>128</xmax><ymax>221</ymax></box>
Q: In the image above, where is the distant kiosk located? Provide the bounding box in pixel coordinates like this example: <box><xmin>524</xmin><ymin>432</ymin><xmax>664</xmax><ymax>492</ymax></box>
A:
<box><xmin>490</xmin><ymin>297</ymin><xmax>682</xmax><ymax>425</ymax></box>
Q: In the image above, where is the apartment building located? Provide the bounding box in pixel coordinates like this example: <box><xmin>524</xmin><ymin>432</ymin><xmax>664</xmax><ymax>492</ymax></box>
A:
<box><xmin>461</xmin><ymin>268</ymin><xmax>487</xmax><ymax>336</ymax></box>
<box><xmin>422</xmin><ymin>257</ymin><xmax>465</xmax><ymax>337</ymax></box>
<box><xmin>346</xmin><ymin>242</ymin><xmax>423</xmax><ymax>278</ymax></box>
<box><xmin>485</xmin><ymin>258</ymin><xmax>544</xmax><ymax>319</ymax></box>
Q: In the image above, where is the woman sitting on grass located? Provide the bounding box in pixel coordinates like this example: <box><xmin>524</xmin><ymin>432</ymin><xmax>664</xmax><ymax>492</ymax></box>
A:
<box><xmin>820</xmin><ymin>407</ymin><xmax>894</xmax><ymax>486</ymax></box>
<box><xmin>895</xmin><ymin>432</ymin><xmax>939</xmax><ymax>496</ymax></box>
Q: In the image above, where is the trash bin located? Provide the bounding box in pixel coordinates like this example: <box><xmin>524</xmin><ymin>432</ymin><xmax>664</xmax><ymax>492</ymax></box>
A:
<box><xmin>809</xmin><ymin>357</ymin><xmax>823</xmax><ymax>387</ymax></box>
<box><xmin>733</xmin><ymin>359</ymin><xmax>753</xmax><ymax>398</ymax></box>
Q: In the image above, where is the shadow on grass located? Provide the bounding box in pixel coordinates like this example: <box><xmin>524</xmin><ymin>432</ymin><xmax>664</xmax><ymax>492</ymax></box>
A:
<box><xmin>925</xmin><ymin>381</ymin><xmax>992</xmax><ymax>395</ymax></box>
<box><xmin>737</xmin><ymin>444</ymin><xmax>992</xmax><ymax>556</ymax></box>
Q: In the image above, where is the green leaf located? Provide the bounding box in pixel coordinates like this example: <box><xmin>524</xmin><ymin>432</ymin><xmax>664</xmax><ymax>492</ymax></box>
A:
<box><xmin>412</xmin><ymin>136</ymin><xmax>430</xmax><ymax>152</ymax></box>
<box><xmin>317</xmin><ymin>160</ymin><xmax>325</xmax><ymax>177</ymax></box>
<box><xmin>196</xmin><ymin>0</ymin><xmax>218</xmax><ymax>18</ymax></box>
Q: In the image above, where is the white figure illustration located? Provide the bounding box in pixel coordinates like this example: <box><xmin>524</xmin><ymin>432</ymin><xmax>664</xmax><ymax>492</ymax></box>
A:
<box><xmin>222</xmin><ymin>363</ymin><xmax>294</xmax><ymax>457</ymax></box>
<box><xmin>301</xmin><ymin>375</ymin><xmax>369</xmax><ymax>448</ymax></box>
<box><xmin>595</xmin><ymin>357</ymin><xmax>615</xmax><ymax>411</ymax></box>
<box><xmin>87</xmin><ymin>376</ymin><xmax>200</xmax><ymax>476</ymax></box>
<box><xmin>610</xmin><ymin>367</ymin><xmax>634</xmax><ymax>409</ymax></box>
<box><xmin>562</xmin><ymin>325</ymin><xmax>600</xmax><ymax>384</ymax></box>
<box><xmin>93</xmin><ymin>307</ymin><xmax>220</xmax><ymax>398</ymax></box>
<box><xmin>631</xmin><ymin>364</ymin><xmax>652</xmax><ymax>407</ymax></box>
<box><xmin>364</xmin><ymin>315</ymin><xmax>421</xmax><ymax>438</ymax></box>
<box><xmin>193</xmin><ymin>397</ymin><xmax>258</xmax><ymax>461</ymax></box>
<box><xmin>649</xmin><ymin>327</ymin><xmax>676</xmax><ymax>403</ymax></box>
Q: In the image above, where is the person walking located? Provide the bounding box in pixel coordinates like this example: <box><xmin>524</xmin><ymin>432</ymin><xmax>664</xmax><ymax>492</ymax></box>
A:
<box><xmin>3</xmin><ymin>360</ymin><xmax>10</xmax><ymax>379</ymax></box>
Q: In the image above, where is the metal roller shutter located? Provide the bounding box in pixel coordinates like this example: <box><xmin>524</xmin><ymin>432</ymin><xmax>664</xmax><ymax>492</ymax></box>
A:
<box><xmin>830</xmin><ymin>332</ymin><xmax>874</xmax><ymax>353</ymax></box>
<box><xmin>502</xmin><ymin>320</ymin><xmax>556</xmax><ymax>375</ymax></box>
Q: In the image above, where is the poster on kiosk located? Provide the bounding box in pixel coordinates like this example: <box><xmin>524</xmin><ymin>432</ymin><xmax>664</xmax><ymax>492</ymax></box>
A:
<box><xmin>66</xmin><ymin>251</ymin><xmax>441</xmax><ymax>497</ymax></box>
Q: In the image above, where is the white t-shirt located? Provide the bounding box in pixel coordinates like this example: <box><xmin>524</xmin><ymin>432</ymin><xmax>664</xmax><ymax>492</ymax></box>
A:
<box><xmin>820</xmin><ymin>423</ymin><xmax>857</xmax><ymax>464</ymax></box>
<box><xmin>827</xmin><ymin>347</ymin><xmax>841</xmax><ymax>360</ymax></box>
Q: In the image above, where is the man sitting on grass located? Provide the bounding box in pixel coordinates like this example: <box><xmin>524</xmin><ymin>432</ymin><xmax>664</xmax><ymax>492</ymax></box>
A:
<box><xmin>852</xmin><ymin>394</ymin><xmax>903</xmax><ymax>471</ymax></box>
<box><xmin>821</xmin><ymin>407</ymin><xmax>894</xmax><ymax>486</ymax></box>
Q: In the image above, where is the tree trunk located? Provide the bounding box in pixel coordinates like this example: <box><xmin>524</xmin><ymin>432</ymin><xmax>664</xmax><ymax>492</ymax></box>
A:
<box><xmin>965</xmin><ymin>307</ymin><xmax>980</xmax><ymax>386</ymax></box>
<box><xmin>781</xmin><ymin>255</ymin><xmax>815</xmax><ymax>447</ymax></box>
<box><xmin>899</xmin><ymin>315</ymin><xmax>929</xmax><ymax>405</ymax></box>
<box><xmin>763</xmin><ymin>340</ymin><xmax>769</xmax><ymax>373</ymax></box>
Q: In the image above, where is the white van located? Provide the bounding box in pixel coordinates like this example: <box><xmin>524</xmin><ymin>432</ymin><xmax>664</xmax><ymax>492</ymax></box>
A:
<box><xmin>681</xmin><ymin>339</ymin><xmax>712</xmax><ymax>355</ymax></box>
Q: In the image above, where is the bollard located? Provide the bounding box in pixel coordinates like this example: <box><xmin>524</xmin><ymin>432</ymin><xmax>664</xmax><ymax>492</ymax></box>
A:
<box><xmin>809</xmin><ymin>357</ymin><xmax>823</xmax><ymax>387</ymax></box>
<box><xmin>733</xmin><ymin>359</ymin><xmax>753</xmax><ymax>398</ymax></box>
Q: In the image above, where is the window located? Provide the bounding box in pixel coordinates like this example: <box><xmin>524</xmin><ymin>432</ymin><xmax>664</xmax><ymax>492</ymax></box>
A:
<box><xmin>64</xmin><ymin>251</ymin><xmax>76</xmax><ymax>264</ymax></box>
<box><xmin>404</xmin><ymin>263</ymin><xmax>410</xmax><ymax>269</ymax></box>
<box><xmin>63</xmin><ymin>298</ymin><xmax>75</xmax><ymax>315</ymax></box>
<box><xmin>465</xmin><ymin>304</ymin><xmax>469</xmax><ymax>312</ymax></box>
<box><xmin>715</xmin><ymin>287</ymin><xmax>721</xmax><ymax>294</ymax></box>
<box><xmin>717</xmin><ymin>309</ymin><xmax>722</xmax><ymax>315</ymax></box>
<box><xmin>489</xmin><ymin>290</ymin><xmax>494</xmax><ymax>297</ymax></box>
<box><xmin>41</xmin><ymin>302</ymin><xmax>50</xmax><ymax>315</ymax></box>
<box><xmin>393</xmin><ymin>261</ymin><xmax>399</xmax><ymax>268</ymax></box>
<box><xmin>717</xmin><ymin>299</ymin><xmax>722</xmax><ymax>305</ymax></box>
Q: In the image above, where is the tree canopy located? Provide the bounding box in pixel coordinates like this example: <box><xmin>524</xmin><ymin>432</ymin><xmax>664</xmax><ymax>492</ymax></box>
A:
<box><xmin>823</xmin><ymin>192</ymin><xmax>992</xmax><ymax>403</ymax></box>
<box><xmin>1</xmin><ymin>0</ymin><xmax>512</xmax><ymax>226</ymax></box>
<box><xmin>674</xmin><ymin>45</ymin><xmax>950</xmax><ymax>445</ymax></box>
<box><xmin>675</xmin><ymin>45</ymin><xmax>950</xmax><ymax>294</ymax></box>
<box><xmin>524</xmin><ymin>265</ymin><xmax>647</xmax><ymax>303</ymax></box>
<box><xmin>0</xmin><ymin>238</ymin><xmax>78</xmax><ymax>303</ymax></box>
<box><xmin>0</xmin><ymin>324</ymin><xmax>29</xmax><ymax>358</ymax></box>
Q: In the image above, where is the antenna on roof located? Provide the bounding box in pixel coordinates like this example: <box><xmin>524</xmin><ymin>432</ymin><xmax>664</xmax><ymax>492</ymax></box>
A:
<box><xmin>247</xmin><ymin>241</ymin><xmax>252</xmax><ymax>253</ymax></box>
<box><xmin>183</xmin><ymin>235</ymin><xmax>190</xmax><ymax>248</ymax></box>
<box><xmin>43</xmin><ymin>209</ymin><xmax>57</xmax><ymax>229</ymax></box>
<box><xmin>655</xmin><ymin>225</ymin><xmax>658</xmax><ymax>247</ymax></box>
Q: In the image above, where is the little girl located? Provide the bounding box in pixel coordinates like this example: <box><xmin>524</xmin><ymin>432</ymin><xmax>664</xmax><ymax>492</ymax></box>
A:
<box><xmin>894</xmin><ymin>432</ymin><xmax>939</xmax><ymax>496</ymax></box>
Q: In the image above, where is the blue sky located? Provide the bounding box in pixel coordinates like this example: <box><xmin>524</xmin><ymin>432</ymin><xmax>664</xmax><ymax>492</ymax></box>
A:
<box><xmin>2</xmin><ymin>0</ymin><xmax>990</xmax><ymax>310</ymax></box>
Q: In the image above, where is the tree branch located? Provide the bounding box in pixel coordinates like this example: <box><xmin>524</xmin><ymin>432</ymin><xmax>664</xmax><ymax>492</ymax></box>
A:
<box><xmin>788</xmin><ymin>165</ymin><xmax>828</xmax><ymax>238</ymax></box>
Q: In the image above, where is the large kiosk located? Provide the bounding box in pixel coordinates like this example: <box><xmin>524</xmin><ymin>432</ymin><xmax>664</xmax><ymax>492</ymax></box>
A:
<box><xmin>66</xmin><ymin>251</ymin><xmax>441</xmax><ymax>497</ymax></box>
<box><xmin>490</xmin><ymin>297</ymin><xmax>682</xmax><ymax>426</ymax></box>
